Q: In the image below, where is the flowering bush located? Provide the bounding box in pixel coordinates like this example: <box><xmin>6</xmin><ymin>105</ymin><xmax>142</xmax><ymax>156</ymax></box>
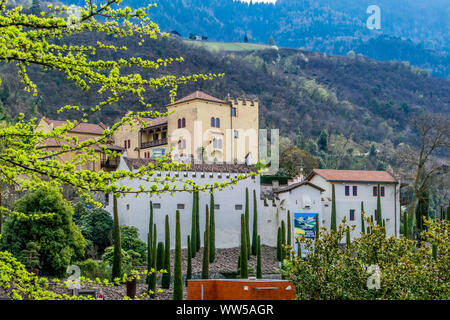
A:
<box><xmin>281</xmin><ymin>217</ymin><xmax>449</xmax><ymax>300</ymax></box>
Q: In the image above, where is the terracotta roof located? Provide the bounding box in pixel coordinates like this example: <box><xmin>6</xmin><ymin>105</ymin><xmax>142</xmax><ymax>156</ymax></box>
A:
<box><xmin>274</xmin><ymin>181</ymin><xmax>325</xmax><ymax>194</ymax></box>
<box><xmin>307</xmin><ymin>169</ymin><xmax>397</xmax><ymax>183</ymax></box>
<box><xmin>124</xmin><ymin>157</ymin><xmax>256</xmax><ymax>173</ymax></box>
<box><xmin>42</xmin><ymin>117</ymin><xmax>108</xmax><ymax>135</ymax></box>
<box><xmin>167</xmin><ymin>91</ymin><xmax>227</xmax><ymax>106</ymax></box>
<box><xmin>141</xmin><ymin>116</ymin><xmax>168</xmax><ymax>128</ymax></box>
<box><xmin>38</xmin><ymin>137</ymin><xmax>123</xmax><ymax>152</ymax></box>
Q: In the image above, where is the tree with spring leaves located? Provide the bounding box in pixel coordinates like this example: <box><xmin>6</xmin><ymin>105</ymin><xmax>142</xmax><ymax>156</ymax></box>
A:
<box><xmin>0</xmin><ymin>0</ymin><xmax>257</xmax><ymax>220</ymax></box>
<box><xmin>0</xmin><ymin>0</ymin><xmax>261</xmax><ymax>300</ymax></box>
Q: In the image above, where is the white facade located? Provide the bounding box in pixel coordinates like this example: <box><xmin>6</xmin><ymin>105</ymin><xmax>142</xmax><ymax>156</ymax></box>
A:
<box><xmin>272</xmin><ymin>183</ymin><xmax>324</xmax><ymax>245</ymax></box>
<box><xmin>308</xmin><ymin>174</ymin><xmax>401</xmax><ymax>238</ymax></box>
<box><xmin>105</xmin><ymin>158</ymin><xmax>401</xmax><ymax>250</ymax></box>
<box><xmin>106</xmin><ymin>157</ymin><xmax>266</xmax><ymax>249</ymax></box>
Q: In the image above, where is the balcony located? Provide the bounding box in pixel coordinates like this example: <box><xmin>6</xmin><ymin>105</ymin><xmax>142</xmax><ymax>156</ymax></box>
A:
<box><xmin>141</xmin><ymin>138</ymin><xmax>168</xmax><ymax>149</ymax></box>
<box><xmin>101</xmin><ymin>157</ymin><xmax>120</xmax><ymax>169</ymax></box>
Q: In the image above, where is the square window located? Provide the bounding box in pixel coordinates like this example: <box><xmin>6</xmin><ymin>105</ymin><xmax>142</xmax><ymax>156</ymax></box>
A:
<box><xmin>235</xmin><ymin>204</ymin><xmax>243</xmax><ymax>210</ymax></box>
<box><xmin>214</xmin><ymin>204</ymin><xmax>220</xmax><ymax>210</ymax></box>
<box><xmin>153</xmin><ymin>203</ymin><xmax>161</xmax><ymax>209</ymax></box>
<box><xmin>177</xmin><ymin>204</ymin><xmax>185</xmax><ymax>210</ymax></box>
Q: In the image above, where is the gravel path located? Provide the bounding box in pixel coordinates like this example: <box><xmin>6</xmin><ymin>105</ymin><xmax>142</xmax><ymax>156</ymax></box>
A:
<box><xmin>1</xmin><ymin>246</ymin><xmax>281</xmax><ymax>300</ymax></box>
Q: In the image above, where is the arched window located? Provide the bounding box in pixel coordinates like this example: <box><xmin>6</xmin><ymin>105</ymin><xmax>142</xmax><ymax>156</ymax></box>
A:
<box><xmin>178</xmin><ymin>119</ymin><xmax>181</xmax><ymax>128</ymax></box>
<box><xmin>213</xmin><ymin>138</ymin><xmax>217</xmax><ymax>148</ymax></box>
<box><xmin>218</xmin><ymin>139</ymin><xmax>222</xmax><ymax>149</ymax></box>
<box><xmin>211</xmin><ymin>117</ymin><xmax>215</xmax><ymax>127</ymax></box>
<box><xmin>182</xmin><ymin>118</ymin><xmax>186</xmax><ymax>128</ymax></box>
<box><xmin>215</xmin><ymin>118</ymin><xmax>220</xmax><ymax>128</ymax></box>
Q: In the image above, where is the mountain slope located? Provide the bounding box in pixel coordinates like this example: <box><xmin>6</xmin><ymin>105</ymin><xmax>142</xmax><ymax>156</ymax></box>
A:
<box><xmin>1</xmin><ymin>35</ymin><xmax>448</xmax><ymax>149</ymax></box>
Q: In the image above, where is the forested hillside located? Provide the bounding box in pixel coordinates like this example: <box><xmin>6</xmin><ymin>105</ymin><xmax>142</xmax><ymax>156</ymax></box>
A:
<box><xmin>59</xmin><ymin>0</ymin><xmax>450</xmax><ymax>77</ymax></box>
<box><xmin>1</xmin><ymin>34</ymin><xmax>448</xmax><ymax>145</ymax></box>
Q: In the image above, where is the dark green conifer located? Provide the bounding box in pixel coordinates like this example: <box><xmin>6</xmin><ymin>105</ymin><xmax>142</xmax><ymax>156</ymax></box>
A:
<box><xmin>209</xmin><ymin>193</ymin><xmax>216</xmax><ymax>263</ymax></box>
<box><xmin>252</xmin><ymin>190</ymin><xmax>259</xmax><ymax>255</ymax></box>
<box><xmin>331</xmin><ymin>184</ymin><xmax>337</xmax><ymax>231</ymax></box>
<box><xmin>111</xmin><ymin>195</ymin><xmax>122</xmax><ymax>281</ymax></box>
<box><xmin>239</xmin><ymin>214</ymin><xmax>248</xmax><ymax>279</ymax></box>
<box><xmin>202</xmin><ymin>205</ymin><xmax>210</xmax><ymax>279</ymax></box>
<box><xmin>173</xmin><ymin>210</ymin><xmax>183</xmax><ymax>300</ymax></box>
<box><xmin>161</xmin><ymin>215</ymin><xmax>171</xmax><ymax>289</ymax></box>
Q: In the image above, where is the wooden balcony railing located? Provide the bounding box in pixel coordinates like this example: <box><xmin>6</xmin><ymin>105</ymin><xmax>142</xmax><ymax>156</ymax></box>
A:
<box><xmin>101</xmin><ymin>157</ymin><xmax>120</xmax><ymax>169</ymax></box>
<box><xmin>141</xmin><ymin>138</ymin><xmax>168</xmax><ymax>149</ymax></box>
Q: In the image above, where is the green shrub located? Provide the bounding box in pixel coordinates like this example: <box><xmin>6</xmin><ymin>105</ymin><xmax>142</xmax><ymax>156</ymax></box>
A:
<box><xmin>281</xmin><ymin>218</ymin><xmax>449</xmax><ymax>300</ymax></box>
<box><xmin>1</xmin><ymin>188</ymin><xmax>86</xmax><ymax>277</ymax></box>
<box><xmin>77</xmin><ymin>259</ymin><xmax>111</xmax><ymax>280</ymax></box>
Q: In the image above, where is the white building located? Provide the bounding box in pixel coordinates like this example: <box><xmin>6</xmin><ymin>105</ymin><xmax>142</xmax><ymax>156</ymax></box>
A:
<box><xmin>106</xmin><ymin>157</ymin><xmax>401</xmax><ymax>249</ymax></box>
<box><xmin>306</xmin><ymin>169</ymin><xmax>401</xmax><ymax>238</ymax></box>
<box><xmin>106</xmin><ymin>156</ymin><xmax>264</xmax><ymax>249</ymax></box>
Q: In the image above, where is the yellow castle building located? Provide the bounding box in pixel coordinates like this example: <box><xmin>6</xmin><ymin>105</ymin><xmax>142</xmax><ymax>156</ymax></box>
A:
<box><xmin>36</xmin><ymin>91</ymin><xmax>259</xmax><ymax>173</ymax></box>
<box><xmin>114</xmin><ymin>91</ymin><xmax>259</xmax><ymax>164</ymax></box>
<box><xmin>36</xmin><ymin>117</ymin><xmax>122</xmax><ymax>172</ymax></box>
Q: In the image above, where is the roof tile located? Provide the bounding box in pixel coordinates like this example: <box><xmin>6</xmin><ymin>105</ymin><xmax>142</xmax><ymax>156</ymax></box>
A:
<box><xmin>308</xmin><ymin>169</ymin><xmax>397</xmax><ymax>183</ymax></box>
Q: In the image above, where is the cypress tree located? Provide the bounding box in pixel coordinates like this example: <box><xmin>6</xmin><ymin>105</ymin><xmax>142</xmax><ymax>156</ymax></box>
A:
<box><xmin>149</xmin><ymin>224</ymin><xmax>157</xmax><ymax>297</ymax></box>
<box><xmin>286</xmin><ymin>210</ymin><xmax>291</xmax><ymax>247</ymax></box>
<box><xmin>195</xmin><ymin>191</ymin><xmax>200</xmax><ymax>252</ymax></box>
<box><xmin>404</xmin><ymin>212</ymin><xmax>409</xmax><ymax>239</ymax></box>
<box><xmin>147</xmin><ymin>201</ymin><xmax>154</xmax><ymax>284</ymax></box>
<box><xmin>161</xmin><ymin>215</ymin><xmax>171</xmax><ymax>289</ymax></box>
<box><xmin>245</xmin><ymin>188</ymin><xmax>250</xmax><ymax>259</ymax></box>
<box><xmin>361</xmin><ymin>201</ymin><xmax>365</xmax><ymax>234</ymax></box>
<box><xmin>186</xmin><ymin>235</ymin><xmax>192</xmax><ymax>284</ymax></box>
<box><xmin>297</xmin><ymin>241</ymin><xmax>302</xmax><ymax>258</ymax></box>
<box><xmin>237</xmin><ymin>254</ymin><xmax>241</xmax><ymax>274</ymax></box>
<box><xmin>376</xmin><ymin>184</ymin><xmax>382</xmax><ymax>226</ymax></box>
<box><xmin>239</xmin><ymin>214</ymin><xmax>248</xmax><ymax>279</ymax></box>
<box><xmin>276</xmin><ymin>227</ymin><xmax>282</xmax><ymax>261</ymax></box>
<box><xmin>281</xmin><ymin>220</ymin><xmax>286</xmax><ymax>261</ymax></box>
<box><xmin>315</xmin><ymin>214</ymin><xmax>319</xmax><ymax>240</ymax></box>
<box><xmin>202</xmin><ymin>205</ymin><xmax>210</xmax><ymax>279</ymax></box>
<box><xmin>331</xmin><ymin>184</ymin><xmax>337</xmax><ymax>231</ymax></box>
<box><xmin>447</xmin><ymin>206</ymin><xmax>450</xmax><ymax>221</ymax></box>
<box><xmin>156</xmin><ymin>241</ymin><xmax>165</xmax><ymax>271</ymax></box>
<box><xmin>111</xmin><ymin>195</ymin><xmax>122</xmax><ymax>281</ymax></box>
<box><xmin>173</xmin><ymin>210</ymin><xmax>183</xmax><ymax>300</ymax></box>
<box><xmin>252</xmin><ymin>189</ymin><xmax>258</xmax><ymax>255</ymax></box>
<box><xmin>256</xmin><ymin>235</ymin><xmax>262</xmax><ymax>279</ymax></box>
<box><xmin>191</xmin><ymin>192</ymin><xmax>197</xmax><ymax>257</ymax></box>
<box><xmin>209</xmin><ymin>192</ymin><xmax>216</xmax><ymax>263</ymax></box>
<box><xmin>383</xmin><ymin>219</ymin><xmax>386</xmax><ymax>235</ymax></box>
<box><xmin>346</xmin><ymin>228</ymin><xmax>351</xmax><ymax>248</ymax></box>
<box><xmin>432</xmin><ymin>243</ymin><xmax>437</xmax><ymax>260</ymax></box>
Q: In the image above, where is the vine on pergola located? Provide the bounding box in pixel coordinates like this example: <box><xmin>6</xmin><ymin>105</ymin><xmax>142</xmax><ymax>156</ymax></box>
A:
<box><xmin>0</xmin><ymin>0</ymin><xmax>259</xmax><ymax>218</ymax></box>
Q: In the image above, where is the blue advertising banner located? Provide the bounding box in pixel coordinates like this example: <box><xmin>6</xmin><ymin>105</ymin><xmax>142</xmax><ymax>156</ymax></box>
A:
<box><xmin>294</xmin><ymin>212</ymin><xmax>318</xmax><ymax>257</ymax></box>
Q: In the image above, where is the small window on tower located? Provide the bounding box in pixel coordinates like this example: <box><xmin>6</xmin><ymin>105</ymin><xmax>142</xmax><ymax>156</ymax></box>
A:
<box><xmin>211</xmin><ymin>117</ymin><xmax>215</xmax><ymax>127</ymax></box>
<box><xmin>182</xmin><ymin>118</ymin><xmax>186</xmax><ymax>128</ymax></box>
<box><xmin>215</xmin><ymin>118</ymin><xmax>220</xmax><ymax>128</ymax></box>
<box><xmin>231</xmin><ymin>107</ymin><xmax>237</xmax><ymax>117</ymax></box>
